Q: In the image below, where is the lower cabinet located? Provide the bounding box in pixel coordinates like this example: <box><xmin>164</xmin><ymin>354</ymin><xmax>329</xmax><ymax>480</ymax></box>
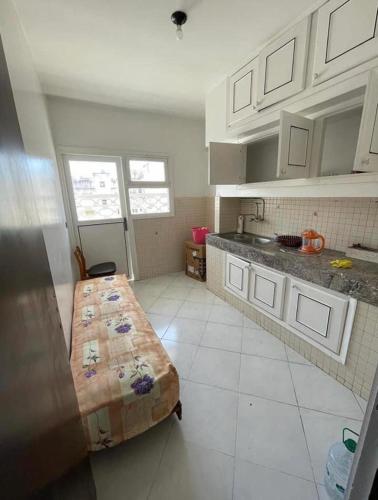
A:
<box><xmin>225</xmin><ymin>253</ymin><xmax>250</xmax><ymax>299</ymax></box>
<box><xmin>287</xmin><ymin>278</ymin><xmax>349</xmax><ymax>354</ymax></box>
<box><xmin>223</xmin><ymin>252</ymin><xmax>355</xmax><ymax>359</ymax></box>
<box><xmin>248</xmin><ymin>263</ymin><xmax>286</xmax><ymax>319</ymax></box>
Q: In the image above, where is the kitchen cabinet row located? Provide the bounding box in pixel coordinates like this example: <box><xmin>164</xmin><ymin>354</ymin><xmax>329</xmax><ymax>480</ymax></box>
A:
<box><xmin>226</xmin><ymin>0</ymin><xmax>378</xmax><ymax>128</ymax></box>
<box><xmin>225</xmin><ymin>253</ymin><xmax>355</xmax><ymax>361</ymax></box>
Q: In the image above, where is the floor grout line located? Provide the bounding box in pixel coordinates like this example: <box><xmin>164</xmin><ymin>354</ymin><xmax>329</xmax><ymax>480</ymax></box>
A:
<box><xmin>287</xmin><ymin>360</ymin><xmax>320</xmax><ymax>499</ymax></box>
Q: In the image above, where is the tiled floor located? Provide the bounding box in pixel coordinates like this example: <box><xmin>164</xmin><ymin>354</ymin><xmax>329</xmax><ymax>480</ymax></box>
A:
<box><xmin>91</xmin><ymin>272</ymin><xmax>366</xmax><ymax>500</ymax></box>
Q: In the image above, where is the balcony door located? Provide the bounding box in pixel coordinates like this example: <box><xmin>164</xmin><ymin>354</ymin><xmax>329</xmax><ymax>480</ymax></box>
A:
<box><xmin>64</xmin><ymin>154</ymin><xmax>130</xmax><ymax>276</ymax></box>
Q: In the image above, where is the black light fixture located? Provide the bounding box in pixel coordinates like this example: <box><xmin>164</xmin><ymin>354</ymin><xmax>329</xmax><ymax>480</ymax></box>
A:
<box><xmin>171</xmin><ymin>11</ymin><xmax>187</xmax><ymax>40</ymax></box>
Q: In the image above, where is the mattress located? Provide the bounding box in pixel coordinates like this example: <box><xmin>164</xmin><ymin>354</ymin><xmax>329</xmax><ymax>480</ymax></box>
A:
<box><xmin>70</xmin><ymin>274</ymin><xmax>180</xmax><ymax>451</ymax></box>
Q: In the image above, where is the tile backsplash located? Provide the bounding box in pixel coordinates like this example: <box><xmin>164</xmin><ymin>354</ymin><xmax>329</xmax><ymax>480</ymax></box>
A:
<box><xmin>241</xmin><ymin>197</ymin><xmax>378</xmax><ymax>253</ymax></box>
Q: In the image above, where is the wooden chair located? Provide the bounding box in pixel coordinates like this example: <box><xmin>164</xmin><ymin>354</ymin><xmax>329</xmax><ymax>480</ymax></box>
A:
<box><xmin>74</xmin><ymin>246</ymin><xmax>116</xmax><ymax>281</ymax></box>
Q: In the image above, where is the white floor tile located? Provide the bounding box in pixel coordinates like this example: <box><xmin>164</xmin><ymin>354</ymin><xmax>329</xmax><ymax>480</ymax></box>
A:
<box><xmin>239</xmin><ymin>355</ymin><xmax>297</xmax><ymax>405</ymax></box>
<box><xmin>189</xmin><ymin>346</ymin><xmax>241</xmax><ymax>391</ymax></box>
<box><xmin>354</xmin><ymin>393</ymin><xmax>368</xmax><ymax>413</ymax></box>
<box><xmin>161</xmin><ymin>339</ymin><xmax>197</xmax><ymax>379</ymax></box>
<box><xmin>234</xmin><ymin>459</ymin><xmax>318</xmax><ymax>500</ymax></box>
<box><xmin>137</xmin><ymin>282</ymin><xmax>169</xmax><ymax>295</ymax></box>
<box><xmin>186</xmin><ymin>287</ymin><xmax>216</xmax><ymax>304</ymax></box>
<box><xmin>147</xmin><ymin>313</ymin><xmax>172</xmax><ymax>338</ymax></box>
<box><xmin>177</xmin><ymin>381</ymin><xmax>238</xmax><ymax>455</ymax></box>
<box><xmin>134</xmin><ymin>292</ymin><xmax>159</xmax><ymax>311</ymax></box>
<box><xmin>173</xmin><ymin>275</ymin><xmax>203</xmax><ymax>288</ymax></box>
<box><xmin>176</xmin><ymin>301</ymin><xmax>212</xmax><ymax>321</ymax></box>
<box><xmin>212</xmin><ymin>295</ymin><xmax>228</xmax><ymax>306</ymax></box>
<box><xmin>163</xmin><ymin>318</ymin><xmax>206</xmax><ymax>345</ymax></box>
<box><xmin>91</xmin><ymin>418</ymin><xmax>172</xmax><ymax>500</ymax></box>
<box><xmin>148</xmin><ymin>297</ymin><xmax>183</xmax><ymax>316</ymax></box>
<box><xmin>300</xmin><ymin>407</ymin><xmax>362</xmax><ymax>484</ymax></box>
<box><xmin>317</xmin><ymin>483</ymin><xmax>331</xmax><ymax>500</ymax></box>
<box><xmin>236</xmin><ymin>394</ymin><xmax>313</xmax><ymax>480</ymax></box>
<box><xmin>208</xmin><ymin>304</ymin><xmax>244</xmax><ymax>326</ymax></box>
<box><xmin>242</xmin><ymin>327</ymin><xmax>287</xmax><ymax>361</ymax></box>
<box><xmin>161</xmin><ymin>285</ymin><xmax>191</xmax><ymax>301</ymax></box>
<box><xmin>200</xmin><ymin>322</ymin><xmax>242</xmax><ymax>353</ymax></box>
<box><xmin>291</xmin><ymin>364</ymin><xmax>363</xmax><ymax>419</ymax></box>
<box><xmin>243</xmin><ymin>316</ymin><xmax>262</xmax><ymax>329</ymax></box>
<box><xmin>286</xmin><ymin>346</ymin><xmax>312</xmax><ymax>365</ymax></box>
<box><xmin>149</xmin><ymin>434</ymin><xmax>234</xmax><ymax>500</ymax></box>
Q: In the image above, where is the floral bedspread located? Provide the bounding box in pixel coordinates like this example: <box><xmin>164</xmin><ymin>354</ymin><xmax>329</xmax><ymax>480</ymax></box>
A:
<box><xmin>70</xmin><ymin>274</ymin><xmax>179</xmax><ymax>451</ymax></box>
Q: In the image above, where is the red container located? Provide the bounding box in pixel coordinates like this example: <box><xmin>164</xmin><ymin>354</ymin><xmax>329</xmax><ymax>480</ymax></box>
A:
<box><xmin>192</xmin><ymin>226</ymin><xmax>209</xmax><ymax>245</ymax></box>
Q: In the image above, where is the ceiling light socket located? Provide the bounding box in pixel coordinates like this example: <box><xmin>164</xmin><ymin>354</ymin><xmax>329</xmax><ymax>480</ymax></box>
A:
<box><xmin>171</xmin><ymin>11</ymin><xmax>187</xmax><ymax>40</ymax></box>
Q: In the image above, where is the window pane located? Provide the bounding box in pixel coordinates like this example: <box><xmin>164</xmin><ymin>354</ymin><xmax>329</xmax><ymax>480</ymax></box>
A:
<box><xmin>129</xmin><ymin>188</ymin><xmax>170</xmax><ymax>215</ymax></box>
<box><xmin>129</xmin><ymin>160</ymin><xmax>166</xmax><ymax>182</ymax></box>
<box><xmin>68</xmin><ymin>160</ymin><xmax>122</xmax><ymax>221</ymax></box>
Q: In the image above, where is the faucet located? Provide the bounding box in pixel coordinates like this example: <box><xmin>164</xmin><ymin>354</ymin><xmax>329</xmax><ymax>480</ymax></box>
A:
<box><xmin>242</xmin><ymin>198</ymin><xmax>265</xmax><ymax>222</ymax></box>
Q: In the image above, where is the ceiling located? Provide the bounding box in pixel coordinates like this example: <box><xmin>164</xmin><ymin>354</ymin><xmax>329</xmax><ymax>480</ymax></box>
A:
<box><xmin>14</xmin><ymin>0</ymin><xmax>315</xmax><ymax>118</ymax></box>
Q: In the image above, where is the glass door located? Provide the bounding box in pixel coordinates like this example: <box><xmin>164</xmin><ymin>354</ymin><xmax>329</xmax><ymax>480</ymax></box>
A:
<box><xmin>63</xmin><ymin>154</ymin><xmax>130</xmax><ymax>276</ymax></box>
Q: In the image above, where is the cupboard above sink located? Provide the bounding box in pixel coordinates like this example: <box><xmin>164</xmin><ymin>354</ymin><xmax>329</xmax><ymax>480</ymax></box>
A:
<box><xmin>206</xmin><ymin>0</ymin><xmax>378</xmax><ymax>195</ymax></box>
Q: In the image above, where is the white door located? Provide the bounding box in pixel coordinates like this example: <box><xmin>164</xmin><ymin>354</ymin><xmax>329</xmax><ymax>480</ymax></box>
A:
<box><xmin>277</xmin><ymin>111</ymin><xmax>314</xmax><ymax>179</ymax></box>
<box><xmin>257</xmin><ymin>17</ymin><xmax>310</xmax><ymax>110</ymax></box>
<box><xmin>208</xmin><ymin>142</ymin><xmax>247</xmax><ymax>185</ymax></box>
<box><xmin>64</xmin><ymin>154</ymin><xmax>130</xmax><ymax>276</ymax></box>
<box><xmin>287</xmin><ymin>278</ymin><xmax>349</xmax><ymax>354</ymax></box>
<box><xmin>354</xmin><ymin>69</ymin><xmax>378</xmax><ymax>172</ymax></box>
<box><xmin>312</xmin><ymin>0</ymin><xmax>378</xmax><ymax>86</ymax></box>
<box><xmin>228</xmin><ymin>58</ymin><xmax>259</xmax><ymax>127</ymax></box>
<box><xmin>248</xmin><ymin>264</ymin><xmax>286</xmax><ymax>318</ymax></box>
<box><xmin>225</xmin><ymin>254</ymin><xmax>250</xmax><ymax>299</ymax></box>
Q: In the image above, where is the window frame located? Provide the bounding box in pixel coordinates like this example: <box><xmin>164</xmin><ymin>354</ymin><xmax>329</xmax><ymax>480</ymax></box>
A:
<box><xmin>63</xmin><ymin>153</ymin><xmax>127</xmax><ymax>226</ymax></box>
<box><xmin>125</xmin><ymin>155</ymin><xmax>175</xmax><ymax>219</ymax></box>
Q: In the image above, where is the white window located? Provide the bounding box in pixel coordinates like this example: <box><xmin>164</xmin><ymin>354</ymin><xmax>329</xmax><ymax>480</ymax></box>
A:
<box><xmin>126</xmin><ymin>157</ymin><xmax>173</xmax><ymax>218</ymax></box>
<box><xmin>67</xmin><ymin>158</ymin><xmax>123</xmax><ymax>222</ymax></box>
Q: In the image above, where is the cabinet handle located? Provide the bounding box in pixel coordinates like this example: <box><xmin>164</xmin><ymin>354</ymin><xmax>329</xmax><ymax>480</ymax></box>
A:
<box><xmin>292</xmin><ymin>284</ymin><xmax>301</xmax><ymax>291</ymax></box>
<box><xmin>252</xmin><ymin>105</ymin><xmax>257</xmax><ymax>110</ymax></box>
<box><xmin>314</xmin><ymin>72</ymin><xmax>320</xmax><ymax>80</ymax></box>
<box><xmin>257</xmin><ymin>100</ymin><xmax>262</xmax><ymax>105</ymax></box>
<box><xmin>281</xmin><ymin>168</ymin><xmax>286</xmax><ymax>175</ymax></box>
<box><xmin>361</xmin><ymin>158</ymin><xmax>370</xmax><ymax>165</ymax></box>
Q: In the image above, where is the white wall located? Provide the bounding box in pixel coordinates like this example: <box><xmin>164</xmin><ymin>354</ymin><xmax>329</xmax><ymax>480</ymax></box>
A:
<box><xmin>0</xmin><ymin>0</ymin><xmax>74</xmax><ymax>349</ymax></box>
<box><xmin>47</xmin><ymin>96</ymin><xmax>209</xmax><ymax>197</ymax></box>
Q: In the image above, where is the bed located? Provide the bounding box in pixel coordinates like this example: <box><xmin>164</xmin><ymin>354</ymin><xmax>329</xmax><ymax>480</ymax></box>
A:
<box><xmin>70</xmin><ymin>274</ymin><xmax>181</xmax><ymax>451</ymax></box>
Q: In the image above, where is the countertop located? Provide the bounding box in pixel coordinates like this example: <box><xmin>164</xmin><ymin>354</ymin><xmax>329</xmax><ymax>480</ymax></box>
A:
<box><xmin>206</xmin><ymin>233</ymin><xmax>378</xmax><ymax>307</ymax></box>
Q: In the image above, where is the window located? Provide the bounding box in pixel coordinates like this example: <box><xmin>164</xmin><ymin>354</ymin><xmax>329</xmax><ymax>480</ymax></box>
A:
<box><xmin>127</xmin><ymin>158</ymin><xmax>173</xmax><ymax>217</ymax></box>
<box><xmin>67</xmin><ymin>158</ymin><xmax>123</xmax><ymax>222</ymax></box>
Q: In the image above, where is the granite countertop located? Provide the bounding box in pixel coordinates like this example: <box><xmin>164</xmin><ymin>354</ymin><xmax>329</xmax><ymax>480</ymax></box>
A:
<box><xmin>207</xmin><ymin>232</ymin><xmax>378</xmax><ymax>307</ymax></box>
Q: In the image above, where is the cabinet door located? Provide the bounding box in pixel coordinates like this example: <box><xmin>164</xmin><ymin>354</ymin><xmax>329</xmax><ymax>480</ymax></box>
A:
<box><xmin>248</xmin><ymin>263</ymin><xmax>286</xmax><ymax>318</ymax></box>
<box><xmin>312</xmin><ymin>0</ymin><xmax>378</xmax><ymax>86</ymax></box>
<box><xmin>354</xmin><ymin>69</ymin><xmax>378</xmax><ymax>172</ymax></box>
<box><xmin>228</xmin><ymin>58</ymin><xmax>259</xmax><ymax>127</ymax></box>
<box><xmin>208</xmin><ymin>142</ymin><xmax>247</xmax><ymax>185</ymax></box>
<box><xmin>257</xmin><ymin>17</ymin><xmax>310</xmax><ymax>110</ymax></box>
<box><xmin>277</xmin><ymin>111</ymin><xmax>314</xmax><ymax>179</ymax></box>
<box><xmin>287</xmin><ymin>279</ymin><xmax>349</xmax><ymax>353</ymax></box>
<box><xmin>225</xmin><ymin>254</ymin><xmax>250</xmax><ymax>299</ymax></box>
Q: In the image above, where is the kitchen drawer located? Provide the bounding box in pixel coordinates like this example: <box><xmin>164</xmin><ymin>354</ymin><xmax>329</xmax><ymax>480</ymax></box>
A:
<box><xmin>248</xmin><ymin>263</ymin><xmax>286</xmax><ymax>318</ymax></box>
<box><xmin>287</xmin><ymin>278</ymin><xmax>349</xmax><ymax>353</ymax></box>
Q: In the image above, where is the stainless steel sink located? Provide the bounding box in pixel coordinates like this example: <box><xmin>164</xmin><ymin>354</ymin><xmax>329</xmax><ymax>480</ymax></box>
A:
<box><xmin>231</xmin><ymin>234</ymin><xmax>271</xmax><ymax>245</ymax></box>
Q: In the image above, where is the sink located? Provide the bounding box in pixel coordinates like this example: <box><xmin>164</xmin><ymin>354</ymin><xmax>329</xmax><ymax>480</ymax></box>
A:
<box><xmin>231</xmin><ymin>234</ymin><xmax>271</xmax><ymax>245</ymax></box>
<box><xmin>251</xmin><ymin>236</ymin><xmax>271</xmax><ymax>244</ymax></box>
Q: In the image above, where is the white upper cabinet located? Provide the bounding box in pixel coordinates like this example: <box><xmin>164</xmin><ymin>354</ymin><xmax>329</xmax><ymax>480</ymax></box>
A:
<box><xmin>354</xmin><ymin>69</ymin><xmax>378</xmax><ymax>172</ymax></box>
<box><xmin>227</xmin><ymin>58</ymin><xmax>259</xmax><ymax>127</ymax></box>
<box><xmin>257</xmin><ymin>17</ymin><xmax>310</xmax><ymax>110</ymax></box>
<box><xmin>313</xmin><ymin>0</ymin><xmax>378</xmax><ymax>86</ymax></box>
<box><xmin>208</xmin><ymin>142</ymin><xmax>246</xmax><ymax>185</ymax></box>
<box><xmin>277</xmin><ymin>111</ymin><xmax>314</xmax><ymax>179</ymax></box>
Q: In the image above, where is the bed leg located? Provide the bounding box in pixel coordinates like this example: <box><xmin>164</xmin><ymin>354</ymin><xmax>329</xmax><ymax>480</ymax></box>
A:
<box><xmin>173</xmin><ymin>400</ymin><xmax>182</xmax><ymax>420</ymax></box>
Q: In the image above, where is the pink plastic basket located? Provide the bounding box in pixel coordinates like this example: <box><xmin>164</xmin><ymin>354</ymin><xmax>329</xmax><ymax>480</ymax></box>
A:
<box><xmin>192</xmin><ymin>226</ymin><xmax>209</xmax><ymax>245</ymax></box>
